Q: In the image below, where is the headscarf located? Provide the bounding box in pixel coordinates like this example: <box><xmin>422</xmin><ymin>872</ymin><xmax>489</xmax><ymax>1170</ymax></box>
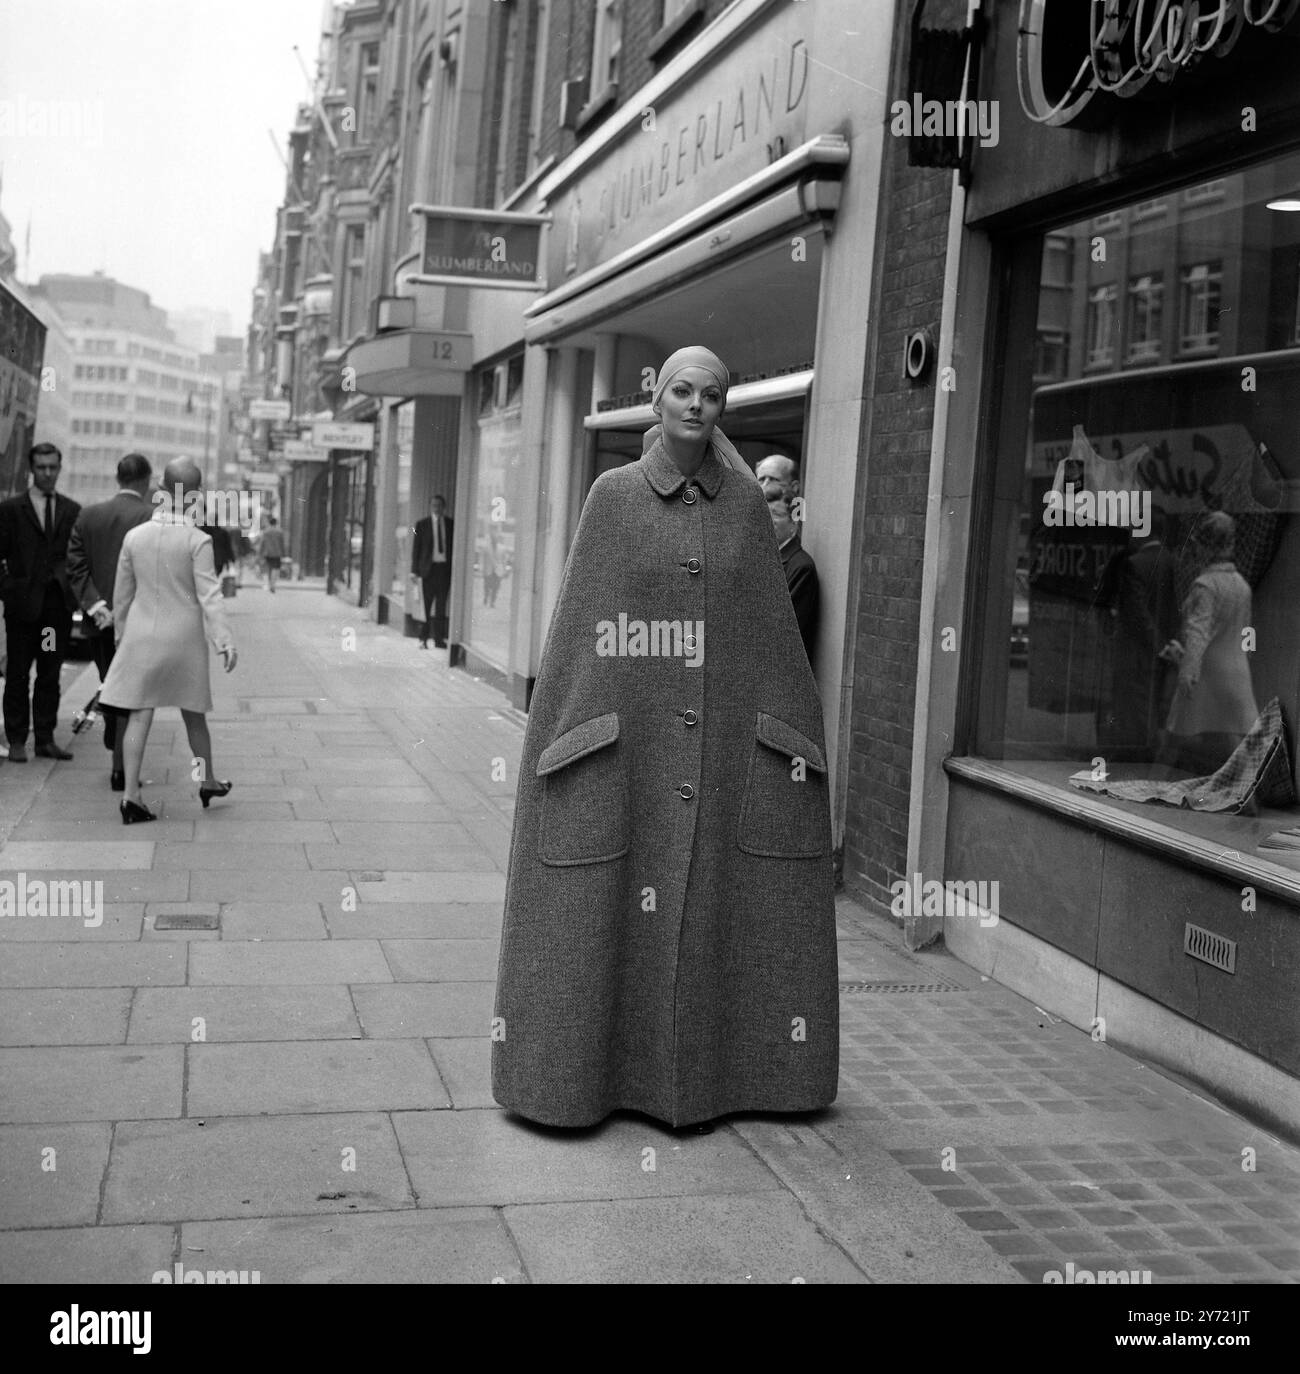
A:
<box><xmin>644</xmin><ymin>345</ymin><xmax>757</xmax><ymax>483</ymax></box>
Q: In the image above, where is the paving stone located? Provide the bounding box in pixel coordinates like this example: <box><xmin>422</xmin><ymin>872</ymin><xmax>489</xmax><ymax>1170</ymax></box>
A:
<box><xmin>328</xmin><ymin>903</ymin><xmax>502</xmax><ymax>940</ymax></box>
<box><xmin>0</xmin><ymin>903</ymin><xmax>144</xmax><ymax>943</ymax></box>
<box><xmin>393</xmin><ymin>1109</ymin><xmax>784</xmax><ymax>1208</ymax></box>
<box><xmin>189</xmin><ymin>821</ymin><xmax>336</xmax><ymax>844</ymax></box>
<box><xmin>0</xmin><ymin>841</ymin><xmax>155</xmax><ymax>869</ymax></box>
<box><xmin>129</xmin><ymin>986</ymin><xmax>359</xmax><ymax>1043</ymax></box>
<box><xmin>153</xmin><ymin>842</ymin><xmax>309</xmax><ymax>870</ymax></box>
<box><xmin>179</xmin><ymin>1208</ymin><xmax>526</xmax><ymax>1283</ymax></box>
<box><xmin>425</xmin><ymin>1037</ymin><xmax>494</xmax><ymax>1108</ymax></box>
<box><xmin>0</xmin><ymin>943</ymin><xmax>184</xmax><ymax>988</ymax></box>
<box><xmin>0</xmin><ymin>1045</ymin><xmax>182</xmax><ymax>1122</ymax></box>
<box><xmin>504</xmin><ymin>1194</ymin><xmax>867</xmax><ymax>1283</ymax></box>
<box><xmin>957</xmin><ymin>1209</ymin><xmax>1017</xmax><ymax>1232</ymax></box>
<box><xmin>189</xmin><ymin>870</ymin><xmax>354</xmax><ymax>902</ymax></box>
<box><xmin>352</xmin><ymin>982</ymin><xmax>495</xmax><ymax>1038</ymax></box>
<box><xmin>0</xmin><ymin>987</ymin><xmax>131</xmax><ymax>1045</ymax></box>
<box><xmin>356</xmin><ymin>872</ymin><xmax>505</xmax><ymax>904</ymax></box>
<box><xmin>188</xmin><ymin>940</ymin><xmax>391</xmax><ymax>985</ymax></box>
<box><xmin>102</xmin><ymin>1114</ymin><xmax>413</xmax><ymax>1223</ymax></box>
<box><xmin>0</xmin><ymin>1225</ymin><xmax>174</xmax><ymax>1284</ymax></box>
<box><xmin>188</xmin><ymin>1040</ymin><xmax>448</xmax><ymax>1115</ymax></box>
<box><xmin>217</xmin><ymin>902</ymin><xmax>329</xmax><ymax>940</ymax></box>
<box><xmin>0</xmin><ymin>1122</ymin><xmax>112</xmax><ymax>1227</ymax></box>
<box><xmin>381</xmin><ymin>939</ymin><xmax>500</xmax><ymax>982</ymax></box>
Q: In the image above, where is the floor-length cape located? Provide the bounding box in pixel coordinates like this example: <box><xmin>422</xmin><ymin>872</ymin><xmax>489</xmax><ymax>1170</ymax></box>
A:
<box><xmin>491</xmin><ymin>437</ymin><xmax>839</xmax><ymax>1127</ymax></box>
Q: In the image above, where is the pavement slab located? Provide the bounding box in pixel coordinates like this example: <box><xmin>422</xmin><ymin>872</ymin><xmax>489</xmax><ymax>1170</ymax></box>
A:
<box><xmin>188</xmin><ymin>939</ymin><xmax>391</xmax><ymax>985</ymax></box>
<box><xmin>187</xmin><ymin>1040</ymin><xmax>449</xmax><ymax>1115</ymax></box>
<box><xmin>0</xmin><ymin>1045</ymin><xmax>183</xmax><ymax>1123</ymax></box>
<box><xmin>0</xmin><ymin>903</ymin><xmax>145</xmax><ymax>942</ymax></box>
<box><xmin>101</xmin><ymin>1114</ymin><xmax>414</xmax><ymax>1224</ymax></box>
<box><xmin>503</xmin><ymin>1194</ymin><xmax>869</xmax><ymax>1284</ymax></box>
<box><xmin>356</xmin><ymin>872</ymin><xmax>506</xmax><ymax>904</ymax></box>
<box><xmin>392</xmin><ymin>1109</ymin><xmax>787</xmax><ymax>1208</ymax></box>
<box><xmin>0</xmin><ymin>1225</ymin><xmax>174</xmax><ymax>1284</ymax></box>
<box><xmin>180</xmin><ymin>1207</ymin><xmax>526</xmax><ymax>1283</ymax></box>
<box><xmin>425</xmin><ymin>1038</ymin><xmax>494</xmax><ymax>1109</ymax></box>
<box><xmin>0</xmin><ymin>1122</ymin><xmax>113</xmax><ymax>1227</ymax></box>
<box><xmin>0</xmin><ymin>988</ymin><xmax>132</xmax><ymax>1046</ymax></box>
<box><xmin>0</xmin><ymin>943</ymin><xmax>184</xmax><ymax>987</ymax></box>
<box><xmin>328</xmin><ymin>903</ymin><xmax>502</xmax><ymax>940</ymax></box>
<box><xmin>217</xmin><ymin>902</ymin><xmax>329</xmax><ymax>940</ymax></box>
<box><xmin>128</xmin><ymin>985</ymin><xmax>360</xmax><ymax>1043</ymax></box>
<box><xmin>381</xmin><ymin>938</ymin><xmax>500</xmax><ymax>982</ymax></box>
<box><xmin>352</xmin><ymin>982</ymin><xmax>495</xmax><ymax>1038</ymax></box>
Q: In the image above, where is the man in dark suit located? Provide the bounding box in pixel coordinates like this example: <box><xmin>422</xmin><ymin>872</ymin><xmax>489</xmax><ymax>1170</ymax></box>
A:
<box><xmin>67</xmin><ymin>453</ymin><xmax>153</xmax><ymax>788</ymax></box>
<box><xmin>756</xmin><ymin>454</ymin><xmax>820</xmax><ymax>665</ymax></box>
<box><xmin>0</xmin><ymin>442</ymin><xmax>82</xmax><ymax>760</ymax></box>
<box><xmin>410</xmin><ymin>494</ymin><xmax>454</xmax><ymax>649</ymax></box>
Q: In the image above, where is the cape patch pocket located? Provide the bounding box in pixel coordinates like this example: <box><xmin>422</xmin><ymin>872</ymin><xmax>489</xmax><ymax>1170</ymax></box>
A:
<box><xmin>537</xmin><ymin>712</ymin><xmax>630</xmax><ymax>866</ymax></box>
<box><xmin>736</xmin><ymin>711</ymin><xmax>829</xmax><ymax>859</ymax></box>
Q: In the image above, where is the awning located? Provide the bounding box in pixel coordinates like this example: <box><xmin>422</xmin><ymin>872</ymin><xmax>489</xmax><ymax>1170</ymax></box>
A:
<box><xmin>343</xmin><ymin>329</ymin><xmax>472</xmax><ymax>398</ymax></box>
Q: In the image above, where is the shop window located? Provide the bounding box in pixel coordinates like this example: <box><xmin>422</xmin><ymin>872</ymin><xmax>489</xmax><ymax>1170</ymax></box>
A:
<box><xmin>975</xmin><ymin>153</ymin><xmax>1300</xmax><ymax>836</ymax></box>
<box><xmin>1085</xmin><ymin>284</ymin><xmax>1117</xmax><ymax>368</ymax></box>
<box><xmin>1179</xmin><ymin>262</ymin><xmax>1223</xmax><ymax>353</ymax></box>
<box><xmin>1125</xmin><ymin>273</ymin><xmax>1164</xmax><ymax>362</ymax></box>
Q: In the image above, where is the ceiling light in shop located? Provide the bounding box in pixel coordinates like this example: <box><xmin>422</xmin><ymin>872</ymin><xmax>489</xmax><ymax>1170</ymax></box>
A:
<box><xmin>1266</xmin><ymin>198</ymin><xmax>1300</xmax><ymax>212</ymax></box>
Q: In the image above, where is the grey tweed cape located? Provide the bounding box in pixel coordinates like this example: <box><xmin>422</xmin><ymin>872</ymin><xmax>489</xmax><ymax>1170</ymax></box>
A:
<box><xmin>491</xmin><ymin>437</ymin><xmax>839</xmax><ymax>1127</ymax></box>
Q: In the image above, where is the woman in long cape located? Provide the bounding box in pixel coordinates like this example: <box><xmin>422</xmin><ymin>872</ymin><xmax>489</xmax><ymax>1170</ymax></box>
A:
<box><xmin>491</xmin><ymin>346</ymin><xmax>839</xmax><ymax>1128</ymax></box>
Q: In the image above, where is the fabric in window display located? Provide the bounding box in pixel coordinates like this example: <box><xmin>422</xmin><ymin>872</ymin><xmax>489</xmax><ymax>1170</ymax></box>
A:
<box><xmin>1071</xmin><ymin>696</ymin><xmax>1296</xmax><ymax>815</ymax></box>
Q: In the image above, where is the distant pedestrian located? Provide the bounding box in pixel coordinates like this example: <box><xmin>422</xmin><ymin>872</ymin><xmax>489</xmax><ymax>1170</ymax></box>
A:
<box><xmin>0</xmin><ymin>442</ymin><xmax>81</xmax><ymax>762</ymax></box>
<box><xmin>482</xmin><ymin>525</ymin><xmax>506</xmax><ymax>608</ymax></box>
<box><xmin>257</xmin><ymin>517</ymin><xmax>286</xmax><ymax>593</ymax></box>
<box><xmin>411</xmin><ymin>494</ymin><xmax>454</xmax><ymax>648</ymax></box>
<box><xmin>99</xmin><ymin>458</ymin><xmax>237</xmax><ymax>824</ymax></box>
<box><xmin>66</xmin><ymin>452</ymin><xmax>154</xmax><ymax>790</ymax></box>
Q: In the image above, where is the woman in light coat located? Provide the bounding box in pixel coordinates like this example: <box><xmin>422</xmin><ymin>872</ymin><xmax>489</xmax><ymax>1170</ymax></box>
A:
<box><xmin>99</xmin><ymin>460</ymin><xmax>238</xmax><ymax>823</ymax></box>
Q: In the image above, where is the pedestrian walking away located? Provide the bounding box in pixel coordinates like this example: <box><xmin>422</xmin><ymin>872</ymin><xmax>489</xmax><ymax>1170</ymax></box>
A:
<box><xmin>492</xmin><ymin>344</ymin><xmax>839</xmax><ymax>1130</ymax></box>
<box><xmin>66</xmin><ymin>451</ymin><xmax>154</xmax><ymax>791</ymax></box>
<box><xmin>0</xmin><ymin>441</ymin><xmax>81</xmax><ymax>762</ymax></box>
<box><xmin>258</xmin><ymin>516</ymin><xmax>286</xmax><ymax>593</ymax></box>
<box><xmin>98</xmin><ymin>458</ymin><xmax>238</xmax><ymax>823</ymax></box>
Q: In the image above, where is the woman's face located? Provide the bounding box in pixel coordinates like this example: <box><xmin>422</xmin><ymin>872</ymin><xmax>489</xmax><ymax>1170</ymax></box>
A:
<box><xmin>656</xmin><ymin>366</ymin><xmax>724</xmax><ymax>445</ymax></box>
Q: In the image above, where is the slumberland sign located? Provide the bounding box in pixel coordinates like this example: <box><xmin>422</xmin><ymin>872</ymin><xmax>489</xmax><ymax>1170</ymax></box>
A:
<box><xmin>550</xmin><ymin>1</ymin><xmax>813</xmax><ymax>280</ymax></box>
<box><xmin>1017</xmin><ymin>0</ymin><xmax>1300</xmax><ymax>126</ymax></box>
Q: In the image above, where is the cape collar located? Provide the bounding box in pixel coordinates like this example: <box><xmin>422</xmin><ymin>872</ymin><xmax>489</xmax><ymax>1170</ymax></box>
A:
<box><xmin>640</xmin><ymin>435</ymin><xmax>726</xmax><ymax>500</ymax></box>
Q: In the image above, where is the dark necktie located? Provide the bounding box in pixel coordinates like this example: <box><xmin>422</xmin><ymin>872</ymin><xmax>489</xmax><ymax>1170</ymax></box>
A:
<box><xmin>43</xmin><ymin>495</ymin><xmax>53</xmax><ymax>538</ymax></box>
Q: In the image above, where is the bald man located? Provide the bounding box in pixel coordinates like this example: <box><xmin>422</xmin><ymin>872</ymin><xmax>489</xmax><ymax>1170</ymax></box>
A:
<box><xmin>756</xmin><ymin>454</ymin><xmax>819</xmax><ymax>663</ymax></box>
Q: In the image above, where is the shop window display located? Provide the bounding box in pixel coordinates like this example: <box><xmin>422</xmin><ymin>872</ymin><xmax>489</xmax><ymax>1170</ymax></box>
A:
<box><xmin>982</xmin><ymin>155</ymin><xmax>1300</xmax><ymax>820</ymax></box>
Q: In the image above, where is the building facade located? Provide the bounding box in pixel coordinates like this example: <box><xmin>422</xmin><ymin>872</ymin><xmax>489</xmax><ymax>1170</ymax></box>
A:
<box><xmin>31</xmin><ymin>273</ymin><xmax>217</xmax><ymax>504</ymax></box>
<box><xmin>886</xmin><ymin>0</ymin><xmax>1300</xmax><ymax>1135</ymax></box>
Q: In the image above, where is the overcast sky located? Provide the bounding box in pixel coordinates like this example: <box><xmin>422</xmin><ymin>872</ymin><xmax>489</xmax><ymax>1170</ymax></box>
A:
<box><xmin>0</xmin><ymin>0</ymin><xmax>329</xmax><ymax>336</ymax></box>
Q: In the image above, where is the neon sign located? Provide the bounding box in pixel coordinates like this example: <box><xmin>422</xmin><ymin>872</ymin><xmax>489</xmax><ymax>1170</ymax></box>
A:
<box><xmin>1018</xmin><ymin>0</ymin><xmax>1300</xmax><ymax>126</ymax></box>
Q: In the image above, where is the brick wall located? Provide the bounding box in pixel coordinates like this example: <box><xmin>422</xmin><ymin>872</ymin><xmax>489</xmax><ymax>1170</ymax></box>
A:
<box><xmin>841</xmin><ymin>0</ymin><xmax>958</xmax><ymax>914</ymax></box>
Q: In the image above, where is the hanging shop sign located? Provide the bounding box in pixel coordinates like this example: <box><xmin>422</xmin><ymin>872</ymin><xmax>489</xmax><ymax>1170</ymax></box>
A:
<box><xmin>412</xmin><ymin>207</ymin><xmax>548</xmax><ymax>290</ymax></box>
<box><xmin>1017</xmin><ymin>0</ymin><xmax>1300</xmax><ymax>126</ymax></box>
<box><xmin>248</xmin><ymin>398</ymin><xmax>292</xmax><ymax>421</ymax></box>
<box><xmin>311</xmin><ymin>421</ymin><xmax>374</xmax><ymax>451</ymax></box>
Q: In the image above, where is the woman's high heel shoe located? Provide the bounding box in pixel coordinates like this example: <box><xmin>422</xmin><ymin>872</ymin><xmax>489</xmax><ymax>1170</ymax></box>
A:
<box><xmin>121</xmin><ymin>798</ymin><xmax>156</xmax><ymax>825</ymax></box>
<box><xmin>199</xmin><ymin>780</ymin><xmax>233</xmax><ymax>809</ymax></box>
